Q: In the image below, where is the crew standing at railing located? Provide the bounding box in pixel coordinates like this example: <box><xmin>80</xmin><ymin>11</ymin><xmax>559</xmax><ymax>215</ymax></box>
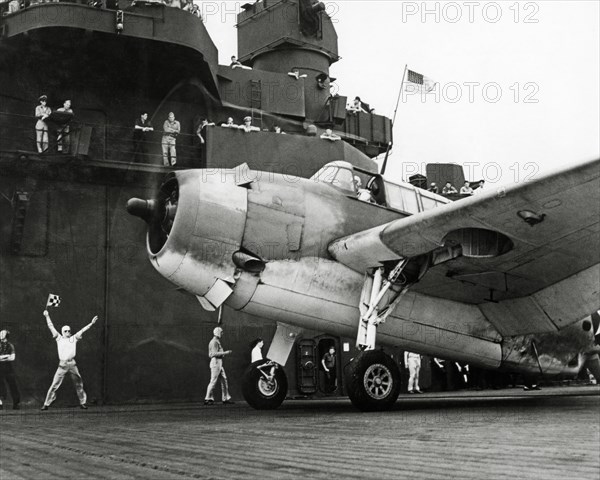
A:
<box><xmin>161</xmin><ymin>112</ymin><xmax>180</xmax><ymax>166</ymax></box>
<box><xmin>196</xmin><ymin>117</ymin><xmax>215</xmax><ymax>144</ymax></box>
<box><xmin>133</xmin><ymin>112</ymin><xmax>154</xmax><ymax>163</ymax></box>
<box><xmin>221</xmin><ymin>117</ymin><xmax>237</xmax><ymax>128</ymax></box>
<box><xmin>56</xmin><ymin>99</ymin><xmax>73</xmax><ymax>154</ymax></box>
<box><xmin>238</xmin><ymin>116</ymin><xmax>259</xmax><ymax>133</ymax></box>
<box><xmin>8</xmin><ymin>0</ymin><xmax>20</xmax><ymax>14</ymax></box>
<box><xmin>35</xmin><ymin>95</ymin><xmax>51</xmax><ymax>153</ymax></box>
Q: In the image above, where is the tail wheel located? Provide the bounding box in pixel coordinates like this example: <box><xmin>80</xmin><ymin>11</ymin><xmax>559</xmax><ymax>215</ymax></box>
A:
<box><xmin>345</xmin><ymin>350</ymin><xmax>400</xmax><ymax>411</ymax></box>
<box><xmin>242</xmin><ymin>361</ymin><xmax>288</xmax><ymax>410</ymax></box>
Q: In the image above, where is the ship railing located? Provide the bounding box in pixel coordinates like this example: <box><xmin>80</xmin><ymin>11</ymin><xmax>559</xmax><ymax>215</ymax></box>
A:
<box><xmin>0</xmin><ymin>0</ymin><xmax>113</xmax><ymax>16</ymax></box>
<box><xmin>0</xmin><ymin>111</ymin><xmax>207</xmax><ymax>168</ymax></box>
<box><xmin>104</xmin><ymin>123</ymin><xmax>207</xmax><ymax>167</ymax></box>
<box><xmin>1</xmin><ymin>0</ymin><xmax>203</xmax><ymax>17</ymax></box>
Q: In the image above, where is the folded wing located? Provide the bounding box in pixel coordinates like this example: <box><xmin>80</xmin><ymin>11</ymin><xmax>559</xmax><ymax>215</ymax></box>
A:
<box><xmin>329</xmin><ymin>158</ymin><xmax>600</xmax><ymax>335</ymax></box>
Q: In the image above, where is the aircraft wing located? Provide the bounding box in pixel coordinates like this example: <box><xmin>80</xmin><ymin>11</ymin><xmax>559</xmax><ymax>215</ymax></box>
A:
<box><xmin>329</xmin><ymin>158</ymin><xmax>600</xmax><ymax>335</ymax></box>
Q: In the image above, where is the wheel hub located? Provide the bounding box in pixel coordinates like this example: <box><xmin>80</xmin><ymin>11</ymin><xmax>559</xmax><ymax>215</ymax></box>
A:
<box><xmin>363</xmin><ymin>363</ymin><xmax>393</xmax><ymax>400</ymax></box>
<box><xmin>258</xmin><ymin>377</ymin><xmax>278</xmax><ymax>397</ymax></box>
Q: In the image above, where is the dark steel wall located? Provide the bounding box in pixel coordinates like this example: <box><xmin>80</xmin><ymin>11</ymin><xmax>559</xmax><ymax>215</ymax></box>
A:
<box><xmin>0</xmin><ymin>175</ymin><xmax>274</xmax><ymax>405</ymax></box>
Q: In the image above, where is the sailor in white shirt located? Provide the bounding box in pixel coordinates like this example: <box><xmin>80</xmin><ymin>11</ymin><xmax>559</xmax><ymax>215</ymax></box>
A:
<box><xmin>460</xmin><ymin>181</ymin><xmax>474</xmax><ymax>195</ymax></box>
<box><xmin>220</xmin><ymin>117</ymin><xmax>238</xmax><ymax>128</ymax></box>
<box><xmin>250</xmin><ymin>338</ymin><xmax>264</xmax><ymax>363</ymax></box>
<box><xmin>41</xmin><ymin>310</ymin><xmax>98</xmax><ymax>410</ymax></box>
<box><xmin>404</xmin><ymin>351</ymin><xmax>423</xmax><ymax>394</ymax></box>
<box><xmin>238</xmin><ymin>116</ymin><xmax>260</xmax><ymax>133</ymax></box>
<box><xmin>204</xmin><ymin>327</ymin><xmax>234</xmax><ymax>405</ymax></box>
<box><xmin>287</xmin><ymin>68</ymin><xmax>307</xmax><ymax>80</ymax></box>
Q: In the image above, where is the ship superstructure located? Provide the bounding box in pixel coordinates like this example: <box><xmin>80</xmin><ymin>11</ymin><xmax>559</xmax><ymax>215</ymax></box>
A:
<box><xmin>0</xmin><ymin>0</ymin><xmax>393</xmax><ymax>404</ymax></box>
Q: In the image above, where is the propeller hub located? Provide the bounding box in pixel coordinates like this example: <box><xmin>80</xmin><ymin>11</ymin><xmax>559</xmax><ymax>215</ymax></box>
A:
<box><xmin>126</xmin><ymin>198</ymin><xmax>158</xmax><ymax>223</ymax></box>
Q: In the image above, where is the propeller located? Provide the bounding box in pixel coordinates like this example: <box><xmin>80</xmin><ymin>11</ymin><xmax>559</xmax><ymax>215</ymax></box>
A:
<box><xmin>127</xmin><ymin>177</ymin><xmax>178</xmax><ymax>253</ymax></box>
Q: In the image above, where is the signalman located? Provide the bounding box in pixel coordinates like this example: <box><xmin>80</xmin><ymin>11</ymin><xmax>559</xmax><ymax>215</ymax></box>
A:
<box><xmin>40</xmin><ymin>310</ymin><xmax>98</xmax><ymax>410</ymax></box>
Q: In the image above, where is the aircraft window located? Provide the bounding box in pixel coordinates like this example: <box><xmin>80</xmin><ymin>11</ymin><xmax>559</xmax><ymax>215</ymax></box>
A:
<box><xmin>334</xmin><ymin>168</ymin><xmax>355</xmax><ymax>191</ymax></box>
<box><xmin>420</xmin><ymin>193</ymin><xmax>439</xmax><ymax>211</ymax></box>
<box><xmin>312</xmin><ymin>165</ymin><xmax>339</xmax><ymax>184</ymax></box>
<box><xmin>384</xmin><ymin>183</ymin><xmax>405</xmax><ymax>211</ymax></box>
<box><xmin>311</xmin><ymin>164</ymin><xmax>355</xmax><ymax>191</ymax></box>
<box><xmin>401</xmin><ymin>185</ymin><xmax>420</xmax><ymax>214</ymax></box>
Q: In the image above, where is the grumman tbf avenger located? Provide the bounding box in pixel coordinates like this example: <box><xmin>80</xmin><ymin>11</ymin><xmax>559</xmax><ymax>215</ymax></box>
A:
<box><xmin>127</xmin><ymin>157</ymin><xmax>600</xmax><ymax>411</ymax></box>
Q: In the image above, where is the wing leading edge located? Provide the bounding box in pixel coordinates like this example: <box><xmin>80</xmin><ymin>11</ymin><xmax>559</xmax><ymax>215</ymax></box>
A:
<box><xmin>329</xmin><ymin>158</ymin><xmax>600</xmax><ymax>335</ymax></box>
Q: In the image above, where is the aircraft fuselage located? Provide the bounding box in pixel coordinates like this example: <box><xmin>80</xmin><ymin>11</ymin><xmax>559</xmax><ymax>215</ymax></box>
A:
<box><xmin>135</xmin><ymin>167</ymin><xmax>597</xmax><ymax>378</ymax></box>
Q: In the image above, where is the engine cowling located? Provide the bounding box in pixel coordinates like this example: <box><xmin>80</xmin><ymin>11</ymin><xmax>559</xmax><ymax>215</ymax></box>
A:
<box><xmin>127</xmin><ymin>169</ymin><xmax>248</xmax><ymax>306</ymax></box>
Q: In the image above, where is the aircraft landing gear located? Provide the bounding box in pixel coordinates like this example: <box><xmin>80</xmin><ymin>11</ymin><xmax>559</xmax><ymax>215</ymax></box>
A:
<box><xmin>345</xmin><ymin>350</ymin><xmax>400</xmax><ymax>411</ymax></box>
<box><xmin>242</xmin><ymin>322</ymin><xmax>300</xmax><ymax>410</ymax></box>
<box><xmin>242</xmin><ymin>361</ymin><xmax>288</xmax><ymax>410</ymax></box>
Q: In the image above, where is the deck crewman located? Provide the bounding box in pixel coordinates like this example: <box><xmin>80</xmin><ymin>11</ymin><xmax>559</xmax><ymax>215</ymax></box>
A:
<box><xmin>204</xmin><ymin>327</ymin><xmax>234</xmax><ymax>405</ymax></box>
<box><xmin>405</xmin><ymin>351</ymin><xmax>423</xmax><ymax>394</ymax></box>
<box><xmin>0</xmin><ymin>329</ymin><xmax>20</xmax><ymax>410</ymax></box>
<box><xmin>41</xmin><ymin>309</ymin><xmax>98</xmax><ymax>410</ymax></box>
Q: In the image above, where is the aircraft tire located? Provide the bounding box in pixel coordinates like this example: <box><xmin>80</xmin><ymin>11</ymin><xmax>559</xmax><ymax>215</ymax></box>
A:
<box><xmin>345</xmin><ymin>350</ymin><xmax>400</xmax><ymax>411</ymax></box>
<box><xmin>242</xmin><ymin>361</ymin><xmax>288</xmax><ymax>410</ymax></box>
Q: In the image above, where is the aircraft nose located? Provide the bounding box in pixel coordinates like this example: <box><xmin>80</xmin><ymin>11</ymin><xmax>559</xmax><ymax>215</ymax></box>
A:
<box><xmin>127</xmin><ymin>176</ymin><xmax>179</xmax><ymax>254</ymax></box>
<box><xmin>127</xmin><ymin>168</ymin><xmax>248</xmax><ymax>302</ymax></box>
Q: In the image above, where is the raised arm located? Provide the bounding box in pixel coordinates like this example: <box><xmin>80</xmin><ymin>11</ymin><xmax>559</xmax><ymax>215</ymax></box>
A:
<box><xmin>43</xmin><ymin>310</ymin><xmax>59</xmax><ymax>338</ymax></box>
<box><xmin>75</xmin><ymin>316</ymin><xmax>98</xmax><ymax>339</ymax></box>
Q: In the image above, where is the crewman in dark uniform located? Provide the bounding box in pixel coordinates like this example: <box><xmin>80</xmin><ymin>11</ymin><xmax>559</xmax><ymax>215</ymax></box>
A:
<box><xmin>0</xmin><ymin>329</ymin><xmax>20</xmax><ymax>410</ymax></box>
<box><xmin>321</xmin><ymin>346</ymin><xmax>336</xmax><ymax>392</ymax></box>
<box><xmin>133</xmin><ymin>112</ymin><xmax>154</xmax><ymax>163</ymax></box>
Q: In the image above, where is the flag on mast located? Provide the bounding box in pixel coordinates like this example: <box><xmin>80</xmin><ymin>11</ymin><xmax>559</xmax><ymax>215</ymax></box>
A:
<box><xmin>406</xmin><ymin>69</ymin><xmax>437</xmax><ymax>93</ymax></box>
<box><xmin>46</xmin><ymin>294</ymin><xmax>61</xmax><ymax>308</ymax></box>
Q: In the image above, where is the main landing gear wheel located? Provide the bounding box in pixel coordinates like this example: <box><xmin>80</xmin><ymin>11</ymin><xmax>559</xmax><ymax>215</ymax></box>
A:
<box><xmin>242</xmin><ymin>361</ymin><xmax>288</xmax><ymax>410</ymax></box>
<box><xmin>345</xmin><ymin>350</ymin><xmax>400</xmax><ymax>412</ymax></box>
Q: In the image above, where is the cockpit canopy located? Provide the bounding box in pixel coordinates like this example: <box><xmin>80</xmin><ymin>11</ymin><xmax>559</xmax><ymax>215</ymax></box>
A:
<box><xmin>311</xmin><ymin>161</ymin><xmax>451</xmax><ymax>215</ymax></box>
<box><xmin>311</xmin><ymin>161</ymin><xmax>357</xmax><ymax>192</ymax></box>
